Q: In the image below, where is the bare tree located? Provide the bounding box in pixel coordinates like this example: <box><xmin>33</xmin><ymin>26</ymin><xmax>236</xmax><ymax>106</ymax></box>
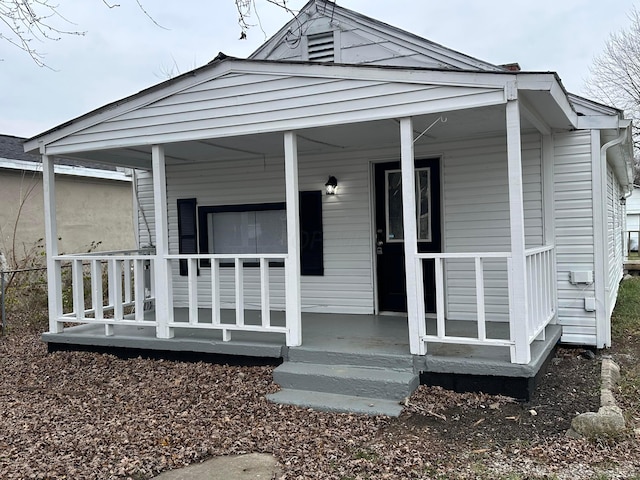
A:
<box><xmin>0</xmin><ymin>0</ymin><xmax>163</xmax><ymax>68</ymax></box>
<box><xmin>586</xmin><ymin>5</ymin><xmax>640</xmax><ymax>181</ymax></box>
<box><xmin>234</xmin><ymin>0</ymin><xmax>296</xmax><ymax>39</ymax></box>
<box><xmin>2</xmin><ymin>0</ymin><xmax>300</xmax><ymax>67</ymax></box>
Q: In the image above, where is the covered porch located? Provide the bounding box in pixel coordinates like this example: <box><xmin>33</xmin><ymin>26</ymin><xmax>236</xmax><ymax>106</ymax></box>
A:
<box><xmin>27</xmin><ymin>60</ymin><xmax>574</xmax><ymax>374</ymax></box>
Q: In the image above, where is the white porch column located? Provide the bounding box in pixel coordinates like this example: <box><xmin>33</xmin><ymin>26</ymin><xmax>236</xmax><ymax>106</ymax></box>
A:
<box><xmin>152</xmin><ymin>144</ymin><xmax>174</xmax><ymax>338</ymax></box>
<box><xmin>506</xmin><ymin>96</ymin><xmax>530</xmax><ymax>364</ymax></box>
<box><xmin>284</xmin><ymin>132</ymin><xmax>302</xmax><ymax>346</ymax></box>
<box><xmin>400</xmin><ymin>117</ymin><xmax>425</xmax><ymax>355</ymax></box>
<box><xmin>542</xmin><ymin>134</ymin><xmax>558</xmax><ymax>324</ymax></box>
<box><xmin>42</xmin><ymin>153</ymin><xmax>63</xmax><ymax>333</ymax></box>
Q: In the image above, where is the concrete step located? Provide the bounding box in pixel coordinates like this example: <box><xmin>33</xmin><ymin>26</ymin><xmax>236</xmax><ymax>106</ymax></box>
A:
<box><xmin>272</xmin><ymin>362</ymin><xmax>419</xmax><ymax>401</ymax></box>
<box><xmin>287</xmin><ymin>347</ymin><xmax>415</xmax><ymax>370</ymax></box>
<box><xmin>267</xmin><ymin>389</ymin><xmax>404</xmax><ymax>417</ymax></box>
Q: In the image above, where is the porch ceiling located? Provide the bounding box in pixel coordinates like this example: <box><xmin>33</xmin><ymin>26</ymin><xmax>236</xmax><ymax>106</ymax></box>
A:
<box><xmin>57</xmin><ymin>104</ymin><xmax>538</xmax><ymax>169</ymax></box>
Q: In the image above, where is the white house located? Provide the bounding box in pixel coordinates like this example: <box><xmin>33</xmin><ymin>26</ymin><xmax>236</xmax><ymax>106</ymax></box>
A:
<box><xmin>24</xmin><ymin>1</ymin><xmax>633</xmax><ymax>413</ymax></box>
<box><xmin>625</xmin><ymin>186</ymin><xmax>640</xmax><ymax>253</ymax></box>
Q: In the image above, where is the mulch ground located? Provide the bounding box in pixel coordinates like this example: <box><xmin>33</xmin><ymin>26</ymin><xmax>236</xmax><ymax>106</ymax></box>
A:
<box><xmin>0</xmin><ymin>329</ymin><xmax>638</xmax><ymax>480</ymax></box>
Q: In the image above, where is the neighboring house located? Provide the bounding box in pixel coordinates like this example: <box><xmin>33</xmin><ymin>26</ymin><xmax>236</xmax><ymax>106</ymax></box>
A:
<box><xmin>625</xmin><ymin>186</ymin><xmax>640</xmax><ymax>253</ymax></box>
<box><xmin>0</xmin><ymin>134</ymin><xmax>136</xmax><ymax>264</ymax></box>
<box><xmin>24</xmin><ymin>1</ymin><xmax>633</xmax><ymax>414</ymax></box>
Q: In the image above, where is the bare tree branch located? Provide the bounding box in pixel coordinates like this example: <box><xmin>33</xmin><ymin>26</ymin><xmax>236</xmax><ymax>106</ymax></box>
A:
<box><xmin>0</xmin><ymin>0</ymin><xmax>86</xmax><ymax>68</ymax></box>
<box><xmin>586</xmin><ymin>5</ymin><xmax>640</xmax><ymax>168</ymax></box>
<box><xmin>235</xmin><ymin>0</ymin><xmax>297</xmax><ymax>40</ymax></box>
<box><xmin>0</xmin><ymin>0</ymin><xmax>165</xmax><ymax>67</ymax></box>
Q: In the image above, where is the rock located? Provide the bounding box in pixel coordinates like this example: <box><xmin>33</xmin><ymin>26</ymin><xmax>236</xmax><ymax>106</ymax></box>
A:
<box><xmin>565</xmin><ymin>427</ymin><xmax>582</xmax><ymax>439</ymax></box>
<box><xmin>600</xmin><ymin>389</ymin><xmax>617</xmax><ymax>407</ymax></box>
<box><xmin>601</xmin><ymin>358</ymin><xmax>621</xmax><ymax>387</ymax></box>
<box><xmin>623</xmin><ymin>273</ymin><xmax>634</xmax><ymax>281</ymax></box>
<box><xmin>581</xmin><ymin>350</ymin><xmax>596</xmax><ymax>360</ymax></box>
<box><xmin>570</xmin><ymin>406</ymin><xmax>626</xmax><ymax>437</ymax></box>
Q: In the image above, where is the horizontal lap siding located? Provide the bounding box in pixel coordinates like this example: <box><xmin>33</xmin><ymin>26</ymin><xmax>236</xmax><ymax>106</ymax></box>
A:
<box><xmin>440</xmin><ymin>133</ymin><xmax>543</xmax><ymax>322</ymax></box>
<box><xmin>553</xmin><ymin>131</ymin><xmax>596</xmax><ymax>345</ymax></box>
<box><xmin>53</xmin><ymin>73</ymin><xmax>504</xmax><ymax>149</ymax></box>
<box><xmin>134</xmin><ymin>170</ymin><xmax>155</xmax><ymax>248</ymax></box>
<box><xmin>166</xmin><ymin>153</ymin><xmax>374</xmax><ymax>314</ymax></box>
<box><xmin>607</xmin><ymin>165</ymin><xmax>623</xmax><ymax>318</ymax></box>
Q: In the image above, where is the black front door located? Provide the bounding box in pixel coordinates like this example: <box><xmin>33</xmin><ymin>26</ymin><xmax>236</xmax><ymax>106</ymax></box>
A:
<box><xmin>374</xmin><ymin>159</ymin><xmax>441</xmax><ymax>313</ymax></box>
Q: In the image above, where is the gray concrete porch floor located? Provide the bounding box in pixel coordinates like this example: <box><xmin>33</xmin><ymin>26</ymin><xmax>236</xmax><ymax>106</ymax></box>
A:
<box><xmin>43</xmin><ymin>309</ymin><xmax>561</xmax><ymax>378</ymax></box>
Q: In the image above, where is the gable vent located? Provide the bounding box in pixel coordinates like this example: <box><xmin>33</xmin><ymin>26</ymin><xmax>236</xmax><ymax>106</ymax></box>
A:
<box><xmin>308</xmin><ymin>32</ymin><xmax>334</xmax><ymax>62</ymax></box>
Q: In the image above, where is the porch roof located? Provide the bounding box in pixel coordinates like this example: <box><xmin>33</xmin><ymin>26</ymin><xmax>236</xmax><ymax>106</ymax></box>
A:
<box><xmin>24</xmin><ymin>57</ymin><xmax>588</xmax><ymax>168</ymax></box>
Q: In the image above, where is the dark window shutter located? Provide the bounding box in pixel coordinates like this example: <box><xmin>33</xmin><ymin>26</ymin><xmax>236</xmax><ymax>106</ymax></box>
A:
<box><xmin>299</xmin><ymin>190</ymin><xmax>323</xmax><ymax>276</ymax></box>
<box><xmin>177</xmin><ymin>198</ymin><xmax>198</xmax><ymax>276</ymax></box>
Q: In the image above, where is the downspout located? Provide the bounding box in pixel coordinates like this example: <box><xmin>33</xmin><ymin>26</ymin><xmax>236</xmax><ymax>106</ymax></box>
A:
<box><xmin>597</xmin><ymin>125</ymin><xmax>630</xmax><ymax>348</ymax></box>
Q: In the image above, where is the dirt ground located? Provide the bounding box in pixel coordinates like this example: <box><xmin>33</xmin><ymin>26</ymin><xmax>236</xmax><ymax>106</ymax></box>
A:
<box><xmin>1</xmin><ymin>325</ymin><xmax>638</xmax><ymax>480</ymax></box>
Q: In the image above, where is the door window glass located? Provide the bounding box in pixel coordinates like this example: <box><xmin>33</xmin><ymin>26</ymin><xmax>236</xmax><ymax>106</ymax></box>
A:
<box><xmin>385</xmin><ymin>168</ymin><xmax>432</xmax><ymax>242</ymax></box>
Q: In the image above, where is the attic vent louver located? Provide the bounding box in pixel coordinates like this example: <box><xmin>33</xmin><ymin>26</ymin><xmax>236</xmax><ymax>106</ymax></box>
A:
<box><xmin>308</xmin><ymin>31</ymin><xmax>334</xmax><ymax>62</ymax></box>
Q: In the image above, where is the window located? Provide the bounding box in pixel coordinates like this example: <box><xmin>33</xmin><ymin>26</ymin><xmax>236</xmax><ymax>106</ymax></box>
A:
<box><xmin>184</xmin><ymin>192</ymin><xmax>324</xmax><ymax>275</ymax></box>
<box><xmin>385</xmin><ymin>168</ymin><xmax>432</xmax><ymax>243</ymax></box>
<box><xmin>208</xmin><ymin>209</ymin><xmax>287</xmax><ymax>255</ymax></box>
<box><xmin>198</xmin><ymin>203</ymin><xmax>286</xmax><ymax>266</ymax></box>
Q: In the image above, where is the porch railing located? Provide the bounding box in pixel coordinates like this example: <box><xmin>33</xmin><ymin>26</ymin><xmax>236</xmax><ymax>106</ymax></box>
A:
<box><xmin>53</xmin><ymin>249</ymin><xmax>156</xmax><ymax>336</ymax></box>
<box><xmin>524</xmin><ymin>245</ymin><xmax>557</xmax><ymax>343</ymax></box>
<box><xmin>164</xmin><ymin>254</ymin><xmax>289</xmax><ymax>341</ymax></box>
<box><xmin>416</xmin><ymin>245</ymin><xmax>556</xmax><ymax>363</ymax></box>
<box><xmin>416</xmin><ymin>252</ymin><xmax>514</xmax><ymax>349</ymax></box>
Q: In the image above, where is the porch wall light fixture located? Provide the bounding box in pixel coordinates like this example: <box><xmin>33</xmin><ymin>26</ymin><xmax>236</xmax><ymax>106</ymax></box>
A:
<box><xmin>325</xmin><ymin>176</ymin><xmax>338</xmax><ymax>195</ymax></box>
<box><xmin>620</xmin><ymin>195</ymin><xmax>627</xmax><ymax>206</ymax></box>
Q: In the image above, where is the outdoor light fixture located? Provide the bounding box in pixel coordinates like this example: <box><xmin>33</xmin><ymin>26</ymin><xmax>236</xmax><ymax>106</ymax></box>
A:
<box><xmin>325</xmin><ymin>176</ymin><xmax>338</xmax><ymax>195</ymax></box>
<box><xmin>620</xmin><ymin>195</ymin><xmax>627</xmax><ymax>206</ymax></box>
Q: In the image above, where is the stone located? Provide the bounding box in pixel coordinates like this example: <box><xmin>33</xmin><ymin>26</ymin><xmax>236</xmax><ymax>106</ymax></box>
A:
<box><xmin>581</xmin><ymin>350</ymin><xmax>596</xmax><ymax>360</ymax></box>
<box><xmin>151</xmin><ymin>453</ymin><xmax>282</xmax><ymax>480</ymax></box>
<box><xmin>570</xmin><ymin>406</ymin><xmax>626</xmax><ymax>437</ymax></box>
<box><xmin>601</xmin><ymin>358</ymin><xmax>621</xmax><ymax>386</ymax></box>
<box><xmin>600</xmin><ymin>389</ymin><xmax>617</xmax><ymax>407</ymax></box>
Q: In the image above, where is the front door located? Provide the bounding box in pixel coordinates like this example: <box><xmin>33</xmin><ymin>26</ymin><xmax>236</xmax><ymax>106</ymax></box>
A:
<box><xmin>374</xmin><ymin>159</ymin><xmax>441</xmax><ymax>313</ymax></box>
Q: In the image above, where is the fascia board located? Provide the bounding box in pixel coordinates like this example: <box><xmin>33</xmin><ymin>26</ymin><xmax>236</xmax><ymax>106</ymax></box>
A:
<box><xmin>577</xmin><ymin>115</ymin><xmax>624</xmax><ymax>130</ymax></box>
<box><xmin>0</xmin><ymin>157</ymin><xmax>131</xmax><ymax>181</ymax></box>
<box><xmin>516</xmin><ymin>74</ymin><xmax>578</xmax><ymax>127</ymax></box>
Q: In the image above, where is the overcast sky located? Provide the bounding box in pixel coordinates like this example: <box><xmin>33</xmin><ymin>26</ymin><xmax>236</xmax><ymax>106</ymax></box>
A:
<box><xmin>0</xmin><ymin>0</ymin><xmax>637</xmax><ymax>139</ymax></box>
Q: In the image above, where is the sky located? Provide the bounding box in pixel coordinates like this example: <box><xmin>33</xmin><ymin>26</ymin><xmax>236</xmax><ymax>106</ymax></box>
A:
<box><xmin>1</xmin><ymin>0</ymin><xmax>637</xmax><ymax>139</ymax></box>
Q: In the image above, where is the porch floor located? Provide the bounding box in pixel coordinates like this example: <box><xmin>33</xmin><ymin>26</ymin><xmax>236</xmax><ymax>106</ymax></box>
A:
<box><xmin>43</xmin><ymin>310</ymin><xmax>561</xmax><ymax>379</ymax></box>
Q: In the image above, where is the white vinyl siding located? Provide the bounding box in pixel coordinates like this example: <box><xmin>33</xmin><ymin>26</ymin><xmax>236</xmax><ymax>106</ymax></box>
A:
<box><xmin>133</xmin><ymin>169</ymin><xmax>155</xmax><ymax>248</ymax></box>
<box><xmin>166</xmin><ymin>152</ymin><xmax>374</xmax><ymax>314</ymax></box>
<box><xmin>440</xmin><ymin>133</ymin><xmax>543</xmax><ymax>322</ymax></box>
<box><xmin>553</xmin><ymin>131</ymin><xmax>597</xmax><ymax>345</ymax></box>
<box><xmin>49</xmin><ymin>70</ymin><xmax>505</xmax><ymax>152</ymax></box>
<box><xmin>163</xmin><ymin>132</ymin><xmax>544</xmax><ymax>318</ymax></box>
<box><xmin>606</xmin><ymin>164</ymin><xmax>624</xmax><ymax>318</ymax></box>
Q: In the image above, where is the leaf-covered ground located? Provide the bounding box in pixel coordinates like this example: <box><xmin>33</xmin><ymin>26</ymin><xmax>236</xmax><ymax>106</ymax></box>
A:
<box><xmin>1</xmin><ymin>278</ymin><xmax>640</xmax><ymax>479</ymax></box>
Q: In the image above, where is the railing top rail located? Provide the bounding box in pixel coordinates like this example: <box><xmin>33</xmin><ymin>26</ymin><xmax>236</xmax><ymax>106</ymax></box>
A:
<box><xmin>165</xmin><ymin>253</ymin><xmax>288</xmax><ymax>260</ymax></box>
<box><xmin>62</xmin><ymin>248</ymin><xmax>155</xmax><ymax>257</ymax></box>
<box><xmin>524</xmin><ymin>245</ymin><xmax>555</xmax><ymax>256</ymax></box>
<box><xmin>54</xmin><ymin>254</ymin><xmax>153</xmax><ymax>261</ymax></box>
<box><xmin>416</xmin><ymin>252</ymin><xmax>511</xmax><ymax>259</ymax></box>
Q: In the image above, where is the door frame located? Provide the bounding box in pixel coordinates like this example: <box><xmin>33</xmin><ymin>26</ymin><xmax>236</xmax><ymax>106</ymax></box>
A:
<box><xmin>370</xmin><ymin>156</ymin><xmax>444</xmax><ymax>315</ymax></box>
